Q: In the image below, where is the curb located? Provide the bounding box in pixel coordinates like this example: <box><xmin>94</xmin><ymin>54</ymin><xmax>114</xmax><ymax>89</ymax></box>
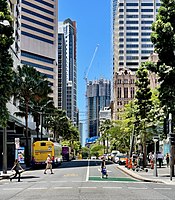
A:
<box><xmin>117</xmin><ymin>165</ymin><xmax>163</xmax><ymax>183</ymax></box>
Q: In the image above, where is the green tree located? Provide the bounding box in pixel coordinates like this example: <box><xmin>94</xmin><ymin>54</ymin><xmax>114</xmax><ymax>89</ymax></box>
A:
<box><xmin>0</xmin><ymin>0</ymin><xmax>14</xmax><ymax>127</ymax></box>
<box><xmin>150</xmin><ymin>0</ymin><xmax>175</xmax><ymax>114</ymax></box>
<box><xmin>135</xmin><ymin>64</ymin><xmax>152</xmax><ymax>167</ymax></box>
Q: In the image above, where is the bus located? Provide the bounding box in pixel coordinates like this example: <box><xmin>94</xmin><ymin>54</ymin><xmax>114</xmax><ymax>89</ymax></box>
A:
<box><xmin>62</xmin><ymin>146</ymin><xmax>73</xmax><ymax>161</ymax></box>
<box><xmin>32</xmin><ymin>140</ymin><xmax>62</xmax><ymax>167</ymax></box>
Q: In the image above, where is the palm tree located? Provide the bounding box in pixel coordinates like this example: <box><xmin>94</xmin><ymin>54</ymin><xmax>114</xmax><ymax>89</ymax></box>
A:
<box><xmin>12</xmin><ymin>65</ymin><xmax>52</xmax><ymax>165</ymax></box>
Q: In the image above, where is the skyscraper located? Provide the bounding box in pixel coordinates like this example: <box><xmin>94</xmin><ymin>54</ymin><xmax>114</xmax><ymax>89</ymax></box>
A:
<box><xmin>58</xmin><ymin>19</ymin><xmax>78</xmax><ymax>125</ymax></box>
<box><xmin>86</xmin><ymin>79</ymin><xmax>111</xmax><ymax>138</ymax></box>
<box><xmin>58</xmin><ymin>27</ymin><xmax>67</xmax><ymax>111</ymax></box>
<box><xmin>20</xmin><ymin>0</ymin><xmax>58</xmax><ymax>106</ymax></box>
<box><xmin>112</xmin><ymin>0</ymin><xmax>160</xmax><ymax>119</ymax></box>
<box><xmin>112</xmin><ymin>0</ymin><xmax>160</xmax><ymax>72</ymax></box>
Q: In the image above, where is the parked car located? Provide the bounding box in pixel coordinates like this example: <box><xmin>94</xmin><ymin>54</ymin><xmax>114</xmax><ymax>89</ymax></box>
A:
<box><xmin>114</xmin><ymin>154</ymin><xmax>127</xmax><ymax>165</ymax></box>
<box><xmin>90</xmin><ymin>156</ymin><xmax>97</xmax><ymax>160</ymax></box>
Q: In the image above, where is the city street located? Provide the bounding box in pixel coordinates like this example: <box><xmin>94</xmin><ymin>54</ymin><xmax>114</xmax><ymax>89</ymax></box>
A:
<box><xmin>1</xmin><ymin>160</ymin><xmax>175</xmax><ymax>200</ymax></box>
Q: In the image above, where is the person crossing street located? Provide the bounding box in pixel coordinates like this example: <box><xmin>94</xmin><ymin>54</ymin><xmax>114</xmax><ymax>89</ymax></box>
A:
<box><xmin>44</xmin><ymin>154</ymin><xmax>54</xmax><ymax>174</ymax></box>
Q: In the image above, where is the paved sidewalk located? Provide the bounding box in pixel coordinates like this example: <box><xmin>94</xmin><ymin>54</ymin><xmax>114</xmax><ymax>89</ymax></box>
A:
<box><xmin>117</xmin><ymin>164</ymin><xmax>175</xmax><ymax>185</ymax></box>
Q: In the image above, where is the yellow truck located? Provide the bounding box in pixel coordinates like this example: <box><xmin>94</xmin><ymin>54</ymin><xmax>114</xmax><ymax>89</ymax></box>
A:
<box><xmin>32</xmin><ymin>140</ymin><xmax>62</xmax><ymax>167</ymax></box>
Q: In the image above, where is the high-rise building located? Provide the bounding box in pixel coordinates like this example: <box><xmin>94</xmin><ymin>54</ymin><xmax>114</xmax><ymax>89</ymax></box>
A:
<box><xmin>58</xmin><ymin>26</ymin><xmax>67</xmax><ymax>111</ymax></box>
<box><xmin>58</xmin><ymin>19</ymin><xmax>77</xmax><ymax>125</ymax></box>
<box><xmin>112</xmin><ymin>0</ymin><xmax>160</xmax><ymax>72</ymax></box>
<box><xmin>86</xmin><ymin>79</ymin><xmax>111</xmax><ymax>138</ymax></box>
<box><xmin>20</xmin><ymin>0</ymin><xmax>58</xmax><ymax>106</ymax></box>
<box><xmin>112</xmin><ymin>0</ymin><xmax>160</xmax><ymax>119</ymax></box>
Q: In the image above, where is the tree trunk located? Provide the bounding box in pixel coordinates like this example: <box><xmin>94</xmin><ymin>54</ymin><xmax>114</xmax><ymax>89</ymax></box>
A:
<box><xmin>143</xmin><ymin>132</ymin><xmax>147</xmax><ymax>168</ymax></box>
<box><xmin>25</xmin><ymin>100</ymin><xmax>30</xmax><ymax>167</ymax></box>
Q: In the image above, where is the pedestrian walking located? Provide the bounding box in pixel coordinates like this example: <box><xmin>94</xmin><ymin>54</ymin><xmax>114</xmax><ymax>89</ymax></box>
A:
<box><xmin>166</xmin><ymin>153</ymin><xmax>170</xmax><ymax>167</ymax></box>
<box><xmin>101</xmin><ymin>156</ymin><xmax>108</xmax><ymax>178</ymax></box>
<box><xmin>44</xmin><ymin>154</ymin><xmax>54</xmax><ymax>174</ymax></box>
<box><xmin>10</xmin><ymin>159</ymin><xmax>24</xmax><ymax>182</ymax></box>
<box><xmin>157</xmin><ymin>152</ymin><xmax>164</xmax><ymax>168</ymax></box>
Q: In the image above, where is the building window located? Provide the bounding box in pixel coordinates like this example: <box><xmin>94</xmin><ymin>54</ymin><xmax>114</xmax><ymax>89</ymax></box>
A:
<box><xmin>124</xmin><ymin>88</ymin><xmax>128</xmax><ymax>98</ymax></box>
<box><xmin>126</xmin><ymin>32</ymin><xmax>138</xmax><ymax>36</ymax></box>
<box><xmin>117</xmin><ymin>87</ymin><xmax>122</xmax><ymax>98</ymax></box>
<box><xmin>126</xmin><ymin>50</ymin><xmax>139</xmax><ymax>54</ymax></box>
<box><xmin>130</xmin><ymin>87</ymin><xmax>135</xmax><ymax>98</ymax></box>
<box><xmin>117</xmin><ymin>79</ymin><xmax>122</xmax><ymax>84</ymax></box>
<box><xmin>126</xmin><ymin>26</ymin><xmax>138</xmax><ymax>30</ymax></box>
<box><xmin>141</xmin><ymin>3</ymin><xmax>153</xmax><ymax>6</ymax></box>
<box><xmin>141</xmin><ymin>38</ymin><xmax>151</xmax><ymax>42</ymax></box>
<box><xmin>126</xmin><ymin>38</ymin><xmax>138</xmax><ymax>42</ymax></box>
<box><xmin>141</xmin><ymin>21</ymin><xmax>153</xmax><ymax>24</ymax></box>
<box><xmin>126</xmin><ymin>9</ymin><xmax>138</xmax><ymax>12</ymax></box>
<box><xmin>141</xmin><ymin>9</ymin><xmax>153</xmax><ymax>12</ymax></box>
<box><xmin>126</xmin><ymin>3</ymin><xmax>138</xmax><ymax>6</ymax></box>
<box><xmin>126</xmin><ymin>21</ymin><xmax>138</xmax><ymax>24</ymax></box>
<box><xmin>126</xmin><ymin>15</ymin><xmax>138</xmax><ymax>18</ymax></box>
<box><xmin>124</xmin><ymin>79</ymin><xmax>128</xmax><ymax>84</ymax></box>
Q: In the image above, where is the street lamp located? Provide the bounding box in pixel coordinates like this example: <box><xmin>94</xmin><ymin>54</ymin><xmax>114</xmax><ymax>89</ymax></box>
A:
<box><xmin>153</xmin><ymin>137</ymin><xmax>158</xmax><ymax>177</ymax></box>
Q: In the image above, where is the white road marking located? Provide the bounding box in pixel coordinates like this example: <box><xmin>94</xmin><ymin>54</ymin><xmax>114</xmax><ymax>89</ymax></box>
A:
<box><xmin>54</xmin><ymin>187</ymin><xmax>72</xmax><ymax>189</ymax></box>
<box><xmin>78</xmin><ymin>187</ymin><xmax>97</xmax><ymax>189</ymax></box>
<box><xmin>27</xmin><ymin>187</ymin><xmax>47</xmax><ymax>190</ymax></box>
<box><xmin>3</xmin><ymin>188</ymin><xmax>23</xmax><ymax>190</ymax></box>
<box><xmin>103</xmin><ymin>187</ymin><xmax>122</xmax><ymax>189</ymax></box>
<box><xmin>128</xmin><ymin>187</ymin><xmax>147</xmax><ymax>190</ymax></box>
<box><xmin>86</xmin><ymin>159</ymin><xmax>90</xmax><ymax>182</ymax></box>
<box><xmin>154</xmin><ymin>188</ymin><xmax>172</xmax><ymax>190</ymax></box>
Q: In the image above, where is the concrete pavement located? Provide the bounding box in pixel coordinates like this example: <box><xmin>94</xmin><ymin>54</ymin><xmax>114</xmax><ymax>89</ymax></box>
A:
<box><xmin>117</xmin><ymin>164</ymin><xmax>175</xmax><ymax>185</ymax></box>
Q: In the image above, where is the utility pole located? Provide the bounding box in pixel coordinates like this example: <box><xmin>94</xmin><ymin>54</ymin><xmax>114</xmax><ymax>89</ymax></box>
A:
<box><xmin>3</xmin><ymin>127</ymin><xmax>7</xmax><ymax>174</ymax></box>
<box><xmin>169</xmin><ymin>113</ymin><xmax>175</xmax><ymax>180</ymax></box>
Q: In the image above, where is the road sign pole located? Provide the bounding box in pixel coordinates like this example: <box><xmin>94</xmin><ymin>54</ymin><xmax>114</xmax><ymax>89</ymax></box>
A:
<box><xmin>3</xmin><ymin>127</ymin><xmax>7</xmax><ymax>174</ymax></box>
<box><xmin>169</xmin><ymin>113</ymin><xmax>173</xmax><ymax>181</ymax></box>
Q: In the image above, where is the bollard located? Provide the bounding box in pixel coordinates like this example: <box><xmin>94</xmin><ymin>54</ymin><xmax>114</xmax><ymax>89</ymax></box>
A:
<box><xmin>125</xmin><ymin>158</ymin><xmax>128</xmax><ymax>168</ymax></box>
<box><xmin>128</xmin><ymin>158</ymin><xmax>132</xmax><ymax>169</ymax></box>
<box><xmin>150</xmin><ymin>159</ymin><xmax>154</xmax><ymax>169</ymax></box>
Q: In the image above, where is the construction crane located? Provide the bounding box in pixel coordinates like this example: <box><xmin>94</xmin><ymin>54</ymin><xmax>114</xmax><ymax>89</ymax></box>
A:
<box><xmin>84</xmin><ymin>44</ymin><xmax>99</xmax><ymax>84</ymax></box>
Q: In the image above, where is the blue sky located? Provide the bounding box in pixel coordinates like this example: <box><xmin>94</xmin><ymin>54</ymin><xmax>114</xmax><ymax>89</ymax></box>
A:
<box><xmin>58</xmin><ymin>0</ymin><xmax>112</xmax><ymax>145</ymax></box>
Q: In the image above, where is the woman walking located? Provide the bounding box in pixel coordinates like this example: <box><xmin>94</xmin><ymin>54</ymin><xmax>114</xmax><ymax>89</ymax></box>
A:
<box><xmin>10</xmin><ymin>159</ymin><xmax>24</xmax><ymax>182</ymax></box>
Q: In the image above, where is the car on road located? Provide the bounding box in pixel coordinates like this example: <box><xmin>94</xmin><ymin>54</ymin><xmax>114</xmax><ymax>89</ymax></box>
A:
<box><xmin>114</xmin><ymin>154</ymin><xmax>127</xmax><ymax>165</ymax></box>
<box><xmin>90</xmin><ymin>156</ymin><xmax>97</xmax><ymax>160</ymax></box>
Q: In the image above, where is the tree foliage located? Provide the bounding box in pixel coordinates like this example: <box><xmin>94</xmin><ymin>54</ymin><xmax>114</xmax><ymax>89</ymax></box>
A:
<box><xmin>0</xmin><ymin>0</ymin><xmax>14</xmax><ymax>127</ymax></box>
<box><xmin>151</xmin><ymin>0</ymin><xmax>175</xmax><ymax>114</ymax></box>
<box><xmin>135</xmin><ymin>64</ymin><xmax>152</xmax><ymax>166</ymax></box>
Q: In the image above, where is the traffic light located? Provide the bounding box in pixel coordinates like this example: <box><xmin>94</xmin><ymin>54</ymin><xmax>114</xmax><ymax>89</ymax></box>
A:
<box><xmin>169</xmin><ymin>133</ymin><xmax>175</xmax><ymax>145</ymax></box>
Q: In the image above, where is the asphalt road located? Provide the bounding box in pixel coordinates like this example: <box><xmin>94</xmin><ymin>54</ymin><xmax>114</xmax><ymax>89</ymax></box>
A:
<box><xmin>0</xmin><ymin>160</ymin><xmax>175</xmax><ymax>200</ymax></box>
